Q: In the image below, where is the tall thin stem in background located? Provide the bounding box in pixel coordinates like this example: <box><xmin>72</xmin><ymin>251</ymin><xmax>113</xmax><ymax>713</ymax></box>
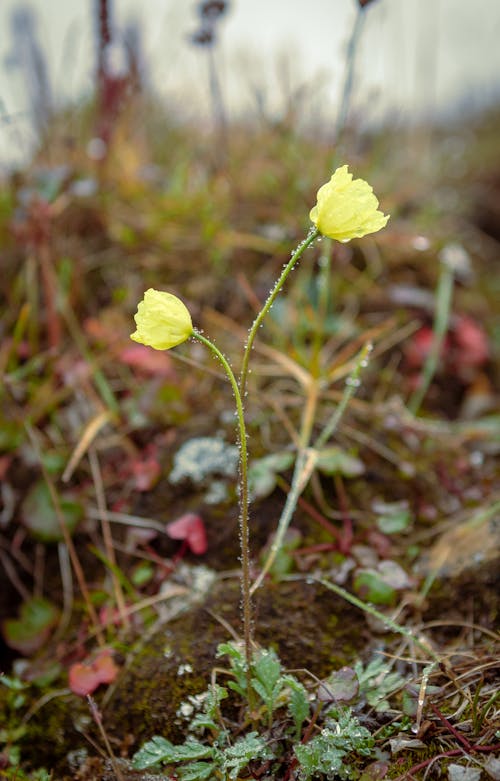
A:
<box><xmin>333</xmin><ymin>6</ymin><xmax>367</xmax><ymax>148</ymax></box>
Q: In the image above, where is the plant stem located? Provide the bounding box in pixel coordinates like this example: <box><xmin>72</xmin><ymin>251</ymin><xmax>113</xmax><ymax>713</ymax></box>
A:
<box><xmin>311</xmin><ymin>240</ymin><xmax>332</xmax><ymax>373</ymax></box>
<box><xmin>408</xmin><ymin>261</ymin><xmax>454</xmax><ymax>415</ymax></box>
<box><xmin>251</xmin><ymin>379</ymin><xmax>319</xmax><ymax>594</ymax></box>
<box><xmin>239</xmin><ymin>228</ymin><xmax>319</xmax><ymax>399</ymax></box>
<box><xmin>316</xmin><ymin>577</ymin><xmax>441</xmax><ymax>664</ymax></box>
<box><xmin>314</xmin><ymin>342</ymin><xmax>372</xmax><ymax>450</ymax></box>
<box><xmin>333</xmin><ymin>6</ymin><xmax>367</xmax><ymax>150</ymax></box>
<box><xmin>252</xmin><ymin>344</ymin><xmax>372</xmax><ymax>594</ymax></box>
<box><xmin>193</xmin><ymin>330</ymin><xmax>254</xmax><ymax>701</ymax></box>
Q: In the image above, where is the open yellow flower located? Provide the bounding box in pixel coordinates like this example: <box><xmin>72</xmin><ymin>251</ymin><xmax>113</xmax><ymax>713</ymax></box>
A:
<box><xmin>131</xmin><ymin>288</ymin><xmax>193</xmax><ymax>350</ymax></box>
<box><xmin>310</xmin><ymin>165</ymin><xmax>389</xmax><ymax>242</ymax></box>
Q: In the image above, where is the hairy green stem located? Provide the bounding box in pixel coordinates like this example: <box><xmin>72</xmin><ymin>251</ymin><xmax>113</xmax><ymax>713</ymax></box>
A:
<box><xmin>239</xmin><ymin>228</ymin><xmax>319</xmax><ymax>398</ymax></box>
<box><xmin>193</xmin><ymin>330</ymin><xmax>253</xmax><ymax>702</ymax></box>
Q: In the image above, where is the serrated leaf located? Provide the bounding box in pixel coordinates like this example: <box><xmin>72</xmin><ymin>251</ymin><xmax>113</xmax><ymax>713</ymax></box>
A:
<box><xmin>252</xmin><ymin>648</ymin><xmax>282</xmax><ymax>691</ymax></box>
<box><xmin>217</xmin><ymin>642</ymin><xmax>247</xmax><ymax>694</ymax></box>
<box><xmin>283</xmin><ymin>676</ymin><xmax>309</xmax><ymax>739</ymax></box>
<box><xmin>132</xmin><ymin>736</ymin><xmax>175</xmax><ymax>769</ymax></box>
<box><xmin>178</xmin><ymin>760</ymin><xmax>216</xmax><ymax>781</ymax></box>
<box><xmin>132</xmin><ymin>736</ymin><xmax>213</xmax><ymax>769</ymax></box>
<box><xmin>221</xmin><ymin>733</ymin><xmax>272</xmax><ymax>780</ymax></box>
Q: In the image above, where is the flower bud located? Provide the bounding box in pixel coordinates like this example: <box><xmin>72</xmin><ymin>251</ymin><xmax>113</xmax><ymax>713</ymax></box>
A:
<box><xmin>131</xmin><ymin>289</ymin><xmax>193</xmax><ymax>351</ymax></box>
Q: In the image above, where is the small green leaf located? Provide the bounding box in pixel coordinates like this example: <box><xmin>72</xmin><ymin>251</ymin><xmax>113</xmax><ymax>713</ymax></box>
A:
<box><xmin>21</xmin><ymin>481</ymin><xmax>82</xmax><ymax>542</ymax></box>
<box><xmin>352</xmin><ymin>569</ymin><xmax>397</xmax><ymax>606</ymax></box>
<box><xmin>221</xmin><ymin>733</ymin><xmax>272</xmax><ymax>780</ymax></box>
<box><xmin>248</xmin><ymin>452</ymin><xmax>295</xmax><ymax>500</ymax></box>
<box><xmin>252</xmin><ymin>648</ymin><xmax>282</xmax><ymax>692</ymax></box>
<box><xmin>375</xmin><ymin>501</ymin><xmax>411</xmax><ymax>534</ymax></box>
<box><xmin>315</xmin><ymin>447</ymin><xmax>364</xmax><ymax>477</ymax></box>
<box><xmin>131</xmin><ymin>561</ymin><xmax>155</xmax><ymax>587</ymax></box>
<box><xmin>2</xmin><ymin>598</ymin><xmax>59</xmax><ymax>655</ymax></box>
<box><xmin>132</xmin><ymin>736</ymin><xmax>213</xmax><ymax>770</ymax></box>
<box><xmin>178</xmin><ymin>761</ymin><xmax>216</xmax><ymax>780</ymax></box>
<box><xmin>283</xmin><ymin>676</ymin><xmax>310</xmax><ymax>739</ymax></box>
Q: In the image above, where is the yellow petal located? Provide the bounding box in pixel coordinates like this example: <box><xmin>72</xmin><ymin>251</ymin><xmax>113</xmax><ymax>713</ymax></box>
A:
<box><xmin>310</xmin><ymin>165</ymin><xmax>389</xmax><ymax>242</ymax></box>
<box><xmin>131</xmin><ymin>289</ymin><xmax>193</xmax><ymax>351</ymax></box>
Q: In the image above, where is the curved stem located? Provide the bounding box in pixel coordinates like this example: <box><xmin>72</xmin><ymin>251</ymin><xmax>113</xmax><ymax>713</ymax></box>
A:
<box><xmin>239</xmin><ymin>227</ymin><xmax>319</xmax><ymax>398</ymax></box>
<box><xmin>192</xmin><ymin>331</ymin><xmax>253</xmax><ymax>692</ymax></box>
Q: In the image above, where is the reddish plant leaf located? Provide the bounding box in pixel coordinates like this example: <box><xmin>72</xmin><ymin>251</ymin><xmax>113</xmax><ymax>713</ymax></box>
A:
<box><xmin>404</xmin><ymin>327</ymin><xmax>450</xmax><ymax>370</ymax></box>
<box><xmin>118</xmin><ymin>344</ymin><xmax>175</xmax><ymax>377</ymax></box>
<box><xmin>452</xmin><ymin>315</ymin><xmax>489</xmax><ymax>368</ymax></box>
<box><xmin>68</xmin><ymin>648</ymin><xmax>119</xmax><ymax>697</ymax></box>
<box><xmin>69</xmin><ymin>663</ymin><xmax>101</xmax><ymax>696</ymax></box>
<box><xmin>166</xmin><ymin>512</ymin><xmax>208</xmax><ymax>555</ymax></box>
<box><xmin>93</xmin><ymin>648</ymin><xmax>119</xmax><ymax>683</ymax></box>
<box><xmin>130</xmin><ymin>450</ymin><xmax>162</xmax><ymax>491</ymax></box>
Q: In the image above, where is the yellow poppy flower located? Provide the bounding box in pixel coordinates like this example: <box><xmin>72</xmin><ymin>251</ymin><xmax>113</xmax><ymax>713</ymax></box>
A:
<box><xmin>310</xmin><ymin>165</ymin><xmax>389</xmax><ymax>242</ymax></box>
<box><xmin>131</xmin><ymin>289</ymin><xmax>193</xmax><ymax>350</ymax></box>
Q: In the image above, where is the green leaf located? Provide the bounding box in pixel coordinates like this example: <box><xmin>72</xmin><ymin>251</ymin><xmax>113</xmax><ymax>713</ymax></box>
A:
<box><xmin>132</xmin><ymin>736</ymin><xmax>174</xmax><ymax>769</ymax></box>
<box><xmin>354</xmin><ymin>659</ymin><xmax>405</xmax><ymax>712</ymax></box>
<box><xmin>0</xmin><ymin>675</ymin><xmax>27</xmax><ymax>692</ymax></box>
<box><xmin>132</xmin><ymin>736</ymin><xmax>213</xmax><ymax>769</ymax></box>
<box><xmin>217</xmin><ymin>642</ymin><xmax>248</xmax><ymax>695</ymax></box>
<box><xmin>248</xmin><ymin>452</ymin><xmax>295</xmax><ymax>500</ymax></box>
<box><xmin>375</xmin><ymin>501</ymin><xmax>411</xmax><ymax>534</ymax></box>
<box><xmin>252</xmin><ymin>648</ymin><xmax>282</xmax><ymax>692</ymax></box>
<box><xmin>283</xmin><ymin>676</ymin><xmax>310</xmax><ymax>739</ymax></box>
<box><xmin>2</xmin><ymin>597</ymin><xmax>59</xmax><ymax>655</ymax></box>
<box><xmin>21</xmin><ymin>481</ymin><xmax>82</xmax><ymax>542</ymax></box>
<box><xmin>295</xmin><ymin>732</ymin><xmax>344</xmax><ymax>780</ymax></box>
<box><xmin>315</xmin><ymin>447</ymin><xmax>364</xmax><ymax>477</ymax></box>
<box><xmin>352</xmin><ymin>569</ymin><xmax>397</xmax><ymax>606</ymax></box>
<box><xmin>178</xmin><ymin>761</ymin><xmax>216</xmax><ymax>781</ymax></box>
<box><xmin>251</xmin><ymin>648</ymin><xmax>283</xmax><ymax>715</ymax></box>
<box><xmin>221</xmin><ymin>733</ymin><xmax>273</xmax><ymax>780</ymax></box>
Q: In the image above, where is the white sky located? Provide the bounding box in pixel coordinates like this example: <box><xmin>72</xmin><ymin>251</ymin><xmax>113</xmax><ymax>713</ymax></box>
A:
<box><xmin>1</xmin><ymin>0</ymin><xmax>500</xmax><ymax>167</ymax></box>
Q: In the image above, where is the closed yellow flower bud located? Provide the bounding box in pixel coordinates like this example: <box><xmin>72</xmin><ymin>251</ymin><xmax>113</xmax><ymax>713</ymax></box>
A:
<box><xmin>131</xmin><ymin>289</ymin><xmax>193</xmax><ymax>350</ymax></box>
<box><xmin>310</xmin><ymin>165</ymin><xmax>389</xmax><ymax>242</ymax></box>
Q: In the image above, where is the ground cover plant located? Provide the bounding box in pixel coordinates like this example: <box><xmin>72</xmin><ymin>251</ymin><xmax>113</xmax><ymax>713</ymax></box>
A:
<box><xmin>0</xmin><ymin>3</ymin><xmax>499</xmax><ymax>779</ymax></box>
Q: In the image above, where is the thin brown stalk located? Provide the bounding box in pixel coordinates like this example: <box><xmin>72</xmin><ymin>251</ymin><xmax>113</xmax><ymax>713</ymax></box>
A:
<box><xmin>88</xmin><ymin>447</ymin><xmax>129</xmax><ymax>628</ymax></box>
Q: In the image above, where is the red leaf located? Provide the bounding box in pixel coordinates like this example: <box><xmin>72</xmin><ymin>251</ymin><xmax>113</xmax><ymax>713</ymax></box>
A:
<box><xmin>93</xmin><ymin>649</ymin><xmax>119</xmax><ymax>684</ymax></box>
<box><xmin>166</xmin><ymin>513</ymin><xmax>208</xmax><ymax>555</ymax></box>
<box><xmin>404</xmin><ymin>327</ymin><xmax>449</xmax><ymax>370</ymax></box>
<box><xmin>452</xmin><ymin>315</ymin><xmax>489</xmax><ymax>368</ymax></box>
<box><xmin>118</xmin><ymin>344</ymin><xmax>175</xmax><ymax>377</ymax></box>
<box><xmin>68</xmin><ymin>648</ymin><xmax>119</xmax><ymax>697</ymax></box>
<box><xmin>69</xmin><ymin>663</ymin><xmax>102</xmax><ymax>696</ymax></box>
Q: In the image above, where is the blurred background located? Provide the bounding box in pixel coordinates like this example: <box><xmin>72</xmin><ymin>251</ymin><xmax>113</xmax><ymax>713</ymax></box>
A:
<box><xmin>1</xmin><ymin>0</ymin><xmax>500</xmax><ymax>168</ymax></box>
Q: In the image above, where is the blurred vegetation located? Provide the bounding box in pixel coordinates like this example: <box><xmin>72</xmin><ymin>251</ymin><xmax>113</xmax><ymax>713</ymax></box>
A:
<box><xmin>0</xmin><ymin>3</ymin><xmax>499</xmax><ymax>777</ymax></box>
